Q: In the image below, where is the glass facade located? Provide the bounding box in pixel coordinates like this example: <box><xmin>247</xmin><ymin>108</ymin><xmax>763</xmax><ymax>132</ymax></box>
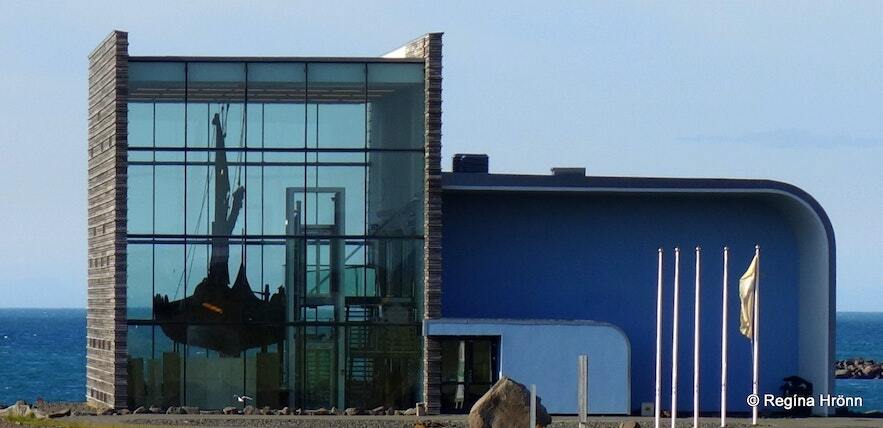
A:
<box><xmin>126</xmin><ymin>60</ymin><xmax>425</xmax><ymax>410</ymax></box>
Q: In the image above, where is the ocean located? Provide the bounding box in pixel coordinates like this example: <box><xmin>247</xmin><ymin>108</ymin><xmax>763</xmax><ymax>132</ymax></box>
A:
<box><xmin>0</xmin><ymin>309</ymin><xmax>882</xmax><ymax>410</ymax></box>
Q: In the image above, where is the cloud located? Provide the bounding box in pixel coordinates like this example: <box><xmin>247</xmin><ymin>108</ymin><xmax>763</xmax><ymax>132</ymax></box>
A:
<box><xmin>680</xmin><ymin>129</ymin><xmax>882</xmax><ymax>149</ymax></box>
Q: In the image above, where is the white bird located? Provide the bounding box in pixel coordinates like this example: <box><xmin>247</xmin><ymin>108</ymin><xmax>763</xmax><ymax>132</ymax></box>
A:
<box><xmin>233</xmin><ymin>395</ymin><xmax>253</xmax><ymax>404</ymax></box>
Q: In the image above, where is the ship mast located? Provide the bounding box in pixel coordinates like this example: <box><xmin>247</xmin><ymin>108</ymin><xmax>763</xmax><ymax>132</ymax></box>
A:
<box><xmin>208</xmin><ymin>107</ymin><xmax>244</xmax><ymax>285</ymax></box>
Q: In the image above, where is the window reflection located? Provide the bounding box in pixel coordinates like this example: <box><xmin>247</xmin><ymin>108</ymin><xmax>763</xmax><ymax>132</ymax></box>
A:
<box><xmin>127</xmin><ymin>60</ymin><xmax>424</xmax><ymax>410</ymax></box>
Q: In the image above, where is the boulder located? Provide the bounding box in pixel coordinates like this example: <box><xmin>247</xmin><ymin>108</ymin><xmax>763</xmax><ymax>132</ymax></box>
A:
<box><xmin>32</xmin><ymin>409</ymin><xmax>49</xmax><ymax>420</ymax></box>
<box><xmin>99</xmin><ymin>407</ymin><xmax>116</xmax><ymax>416</ymax></box>
<box><xmin>330</xmin><ymin>407</ymin><xmax>338</xmax><ymax>415</ymax></box>
<box><xmin>403</xmin><ymin>407</ymin><xmax>417</xmax><ymax>416</ymax></box>
<box><xmin>148</xmin><ymin>406</ymin><xmax>162</xmax><ymax>414</ymax></box>
<box><xmin>386</xmin><ymin>407</ymin><xmax>395</xmax><ymax>416</ymax></box>
<box><xmin>467</xmin><ymin>377</ymin><xmax>552</xmax><ymax>428</ymax></box>
<box><xmin>259</xmin><ymin>406</ymin><xmax>272</xmax><ymax>415</ymax></box>
<box><xmin>278</xmin><ymin>407</ymin><xmax>291</xmax><ymax>416</ymax></box>
<box><xmin>242</xmin><ymin>405</ymin><xmax>255</xmax><ymax>415</ymax></box>
<box><xmin>0</xmin><ymin>403</ymin><xmax>33</xmax><ymax>418</ymax></box>
<box><xmin>165</xmin><ymin>406</ymin><xmax>180</xmax><ymax>414</ymax></box>
<box><xmin>345</xmin><ymin>407</ymin><xmax>361</xmax><ymax>416</ymax></box>
<box><xmin>49</xmin><ymin>408</ymin><xmax>71</xmax><ymax>418</ymax></box>
<box><xmin>132</xmin><ymin>406</ymin><xmax>147</xmax><ymax>415</ymax></box>
<box><xmin>118</xmin><ymin>408</ymin><xmax>131</xmax><ymax>415</ymax></box>
<box><xmin>371</xmin><ymin>406</ymin><xmax>385</xmax><ymax>415</ymax></box>
<box><xmin>222</xmin><ymin>406</ymin><xmax>238</xmax><ymax>415</ymax></box>
<box><xmin>314</xmin><ymin>407</ymin><xmax>331</xmax><ymax>415</ymax></box>
<box><xmin>181</xmin><ymin>406</ymin><xmax>200</xmax><ymax>415</ymax></box>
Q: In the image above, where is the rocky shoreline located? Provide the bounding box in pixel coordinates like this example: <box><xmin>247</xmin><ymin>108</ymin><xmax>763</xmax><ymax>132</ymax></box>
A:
<box><xmin>835</xmin><ymin>358</ymin><xmax>883</xmax><ymax>379</ymax></box>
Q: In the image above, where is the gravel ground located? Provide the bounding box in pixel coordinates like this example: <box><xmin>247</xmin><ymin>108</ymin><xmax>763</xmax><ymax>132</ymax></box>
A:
<box><xmin>67</xmin><ymin>415</ymin><xmax>883</xmax><ymax>428</ymax></box>
<box><xmin>5</xmin><ymin>403</ymin><xmax>883</xmax><ymax>428</ymax></box>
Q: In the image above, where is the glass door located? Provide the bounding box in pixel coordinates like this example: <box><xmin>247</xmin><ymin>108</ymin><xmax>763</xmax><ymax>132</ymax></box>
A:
<box><xmin>439</xmin><ymin>337</ymin><xmax>500</xmax><ymax>413</ymax></box>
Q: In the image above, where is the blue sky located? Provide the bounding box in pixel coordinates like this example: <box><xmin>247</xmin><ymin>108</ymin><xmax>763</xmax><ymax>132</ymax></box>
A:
<box><xmin>0</xmin><ymin>1</ymin><xmax>881</xmax><ymax>310</ymax></box>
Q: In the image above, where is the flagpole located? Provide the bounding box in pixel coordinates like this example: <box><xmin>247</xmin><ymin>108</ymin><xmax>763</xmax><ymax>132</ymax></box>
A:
<box><xmin>671</xmin><ymin>247</ymin><xmax>681</xmax><ymax>428</ymax></box>
<box><xmin>693</xmin><ymin>247</ymin><xmax>701</xmax><ymax>428</ymax></box>
<box><xmin>721</xmin><ymin>247</ymin><xmax>729</xmax><ymax>428</ymax></box>
<box><xmin>752</xmin><ymin>245</ymin><xmax>760</xmax><ymax>426</ymax></box>
<box><xmin>655</xmin><ymin>248</ymin><xmax>664</xmax><ymax>428</ymax></box>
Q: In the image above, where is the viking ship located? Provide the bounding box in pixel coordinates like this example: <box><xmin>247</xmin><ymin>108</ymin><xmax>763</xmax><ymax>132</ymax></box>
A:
<box><xmin>153</xmin><ymin>106</ymin><xmax>286</xmax><ymax>356</ymax></box>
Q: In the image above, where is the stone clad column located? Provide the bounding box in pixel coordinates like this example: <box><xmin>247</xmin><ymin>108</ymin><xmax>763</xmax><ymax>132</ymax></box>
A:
<box><xmin>388</xmin><ymin>32</ymin><xmax>444</xmax><ymax>415</ymax></box>
<box><xmin>86</xmin><ymin>30</ymin><xmax>128</xmax><ymax>409</ymax></box>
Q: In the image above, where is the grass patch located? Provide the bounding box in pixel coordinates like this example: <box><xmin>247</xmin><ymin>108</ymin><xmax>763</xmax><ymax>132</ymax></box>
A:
<box><xmin>4</xmin><ymin>415</ymin><xmax>153</xmax><ymax>428</ymax></box>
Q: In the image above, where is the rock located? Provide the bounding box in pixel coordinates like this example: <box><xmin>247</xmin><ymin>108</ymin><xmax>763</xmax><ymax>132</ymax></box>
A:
<box><xmin>467</xmin><ymin>377</ymin><xmax>552</xmax><ymax>428</ymax></box>
<box><xmin>49</xmin><ymin>408</ymin><xmax>71</xmax><ymax>418</ymax></box>
<box><xmin>149</xmin><ymin>406</ymin><xmax>162</xmax><ymax>414</ymax></box>
<box><xmin>280</xmin><ymin>407</ymin><xmax>291</xmax><ymax>415</ymax></box>
<box><xmin>395</xmin><ymin>410</ymin><xmax>404</xmax><ymax>416</ymax></box>
<box><xmin>181</xmin><ymin>406</ymin><xmax>200</xmax><ymax>415</ymax></box>
<box><xmin>330</xmin><ymin>406</ymin><xmax>338</xmax><ymax>415</ymax></box>
<box><xmin>243</xmin><ymin>405</ymin><xmax>255</xmax><ymax>415</ymax></box>
<box><xmin>118</xmin><ymin>408</ymin><xmax>131</xmax><ymax>415</ymax></box>
<box><xmin>32</xmin><ymin>409</ymin><xmax>49</xmax><ymax>420</ymax></box>
<box><xmin>99</xmin><ymin>407</ymin><xmax>116</xmax><ymax>416</ymax></box>
<box><xmin>223</xmin><ymin>406</ymin><xmax>238</xmax><ymax>415</ymax></box>
<box><xmin>260</xmin><ymin>406</ymin><xmax>272</xmax><ymax>415</ymax></box>
<box><xmin>132</xmin><ymin>406</ymin><xmax>147</xmax><ymax>415</ymax></box>
<box><xmin>165</xmin><ymin>406</ymin><xmax>180</xmax><ymax>414</ymax></box>
<box><xmin>386</xmin><ymin>407</ymin><xmax>395</xmax><ymax>415</ymax></box>
<box><xmin>0</xmin><ymin>403</ymin><xmax>33</xmax><ymax>418</ymax></box>
<box><xmin>313</xmin><ymin>407</ymin><xmax>331</xmax><ymax>415</ymax></box>
<box><xmin>371</xmin><ymin>406</ymin><xmax>385</xmax><ymax>415</ymax></box>
<box><xmin>620</xmin><ymin>422</ymin><xmax>641</xmax><ymax>428</ymax></box>
<box><xmin>345</xmin><ymin>407</ymin><xmax>361</xmax><ymax>416</ymax></box>
<box><xmin>403</xmin><ymin>407</ymin><xmax>417</xmax><ymax>416</ymax></box>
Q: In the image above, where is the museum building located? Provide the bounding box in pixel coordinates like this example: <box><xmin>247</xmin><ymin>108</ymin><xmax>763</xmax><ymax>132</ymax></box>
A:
<box><xmin>87</xmin><ymin>31</ymin><xmax>835</xmax><ymax>415</ymax></box>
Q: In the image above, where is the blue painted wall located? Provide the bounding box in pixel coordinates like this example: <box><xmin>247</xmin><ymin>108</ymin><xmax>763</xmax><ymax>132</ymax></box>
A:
<box><xmin>441</xmin><ymin>190</ymin><xmax>802</xmax><ymax>413</ymax></box>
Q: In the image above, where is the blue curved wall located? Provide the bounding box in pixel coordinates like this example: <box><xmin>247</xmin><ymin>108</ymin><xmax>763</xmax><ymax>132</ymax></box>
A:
<box><xmin>441</xmin><ymin>189</ymin><xmax>805</xmax><ymax>413</ymax></box>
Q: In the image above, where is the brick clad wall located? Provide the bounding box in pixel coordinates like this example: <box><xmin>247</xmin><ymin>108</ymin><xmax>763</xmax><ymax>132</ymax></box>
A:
<box><xmin>86</xmin><ymin>30</ymin><xmax>128</xmax><ymax>409</ymax></box>
<box><xmin>395</xmin><ymin>32</ymin><xmax>444</xmax><ymax>415</ymax></box>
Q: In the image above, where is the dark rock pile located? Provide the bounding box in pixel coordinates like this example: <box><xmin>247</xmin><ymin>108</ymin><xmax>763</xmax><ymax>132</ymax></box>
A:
<box><xmin>835</xmin><ymin>358</ymin><xmax>883</xmax><ymax>379</ymax></box>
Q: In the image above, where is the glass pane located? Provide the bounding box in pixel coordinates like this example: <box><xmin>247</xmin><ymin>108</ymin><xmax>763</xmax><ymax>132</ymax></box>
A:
<box><xmin>366</xmin><ymin>151</ymin><xmax>424</xmax><ymax>236</ymax></box>
<box><xmin>186</xmin><ymin>103</ymin><xmax>211</xmax><ymax>149</ymax></box>
<box><xmin>155</xmin><ymin>103</ymin><xmax>185</xmax><ymax>148</ymax></box>
<box><xmin>187</xmin><ymin>63</ymin><xmax>246</xmax><ymax>104</ymax></box>
<box><xmin>263</xmin><ymin>164</ymin><xmax>306</xmax><ymax>236</ymax></box>
<box><xmin>127</xmin><ymin>244</ymin><xmax>153</xmax><ymax>320</ymax></box>
<box><xmin>367</xmin><ymin>63</ymin><xmax>424</xmax><ymax>150</ymax></box>
<box><xmin>306</xmin><ymin>165</ymin><xmax>366</xmax><ymax>236</ymax></box>
<box><xmin>245</xmin><ymin>165</ymin><xmax>262</xmax><ymax>235</ymax></box>
<box><xmin>186</xmin><ymin>163</ymin><xmax>213</xmax><ymax>236</ymax></box>
<box><xmin>307</xmin><ymin>63</ymin><xmax>365</xmax><ymax>149</ymax></box>
<box><xmin>128</xmin><ymin>165</ymin><xmax>153</xmax><ymax>234</ymax></box>
<box><xmin>155</xmin><ymin>165</ymin><xmax>184</xmax><ymax>234</ymax></box>
<box><xmin>185</xmin><ymin>327</ymin><xmax>244</xmax><ymax>409</ymax></box>
<box><xmin>128</xmin><ymin>103</ymin><xmax>153</xmax><ymax>148</ymax></box>
<box><xmin>129</xmin><ymin>62</ymin><xmax>185</xmax><ymax>103</ymax></box>
<box><xmin>367</xmin><ymin>239</ymin><xmax>423</xmax><ymax>311</ymax></box>
<box><xmin>153</xmin><ymin>243</ymin><xmax>186</xmax><ymax>323</ymax></box>
<box><xmin>128</xmin><ymin>326</ymin><xmax>185</xmax><ymax>408</ymax></box>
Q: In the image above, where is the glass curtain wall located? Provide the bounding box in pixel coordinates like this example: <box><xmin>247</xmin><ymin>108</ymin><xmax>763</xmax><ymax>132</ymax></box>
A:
<box><xmin>127</xmin><ymin>59</ymin><xmax>425</xmax><ymax>410</ymax></box>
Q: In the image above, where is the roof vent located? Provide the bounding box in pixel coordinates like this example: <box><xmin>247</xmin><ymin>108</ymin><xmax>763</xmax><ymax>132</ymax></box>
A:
<box><xmin>453</xmin><ymin>154</ymin><xmax>489</xmax><ymax>173</ymax></box>
<box><xmin>551</xmin><ymin>167</ymin><xmax>586</xmax><ymax>177</ymax></box>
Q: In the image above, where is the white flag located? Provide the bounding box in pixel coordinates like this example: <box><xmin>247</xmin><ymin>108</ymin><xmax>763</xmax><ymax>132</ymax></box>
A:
<box><xmin>739</xmin><ymin>254</ymin><xmax>759</xmax><ymax>339</ymax></box>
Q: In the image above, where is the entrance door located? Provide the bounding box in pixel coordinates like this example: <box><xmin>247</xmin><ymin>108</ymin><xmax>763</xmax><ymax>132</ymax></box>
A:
<box><xmin>439</xmin><ymin>337</ymin><xmax>499</xmax><ymax>414</ymax></box>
